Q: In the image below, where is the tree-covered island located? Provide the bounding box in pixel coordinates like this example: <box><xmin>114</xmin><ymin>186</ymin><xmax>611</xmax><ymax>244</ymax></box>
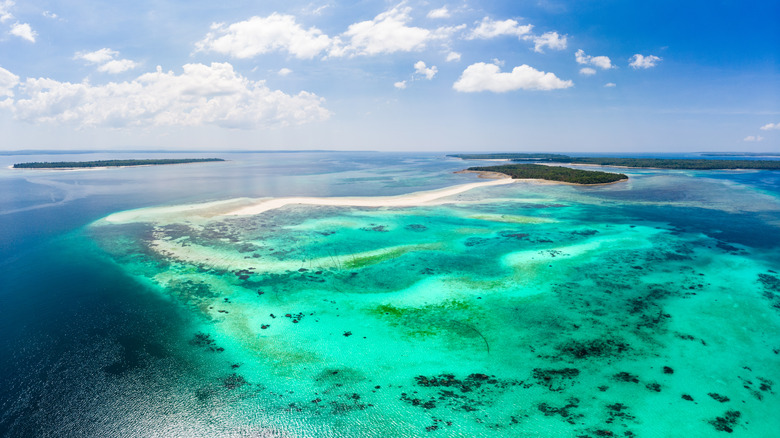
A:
<box><xmin>465</xmin><ymin>163</ymin><xmax>628</xmax><ymax>184</ymax></box>
<box><xmin>448</xmin><ymin>154</ymin><xmax>780</xmax><ymax>170</ymax></box>
<box><xmin>13</xmin><ymin>158</ymin><xmax>225</xmax><ymax>169</ymax></box>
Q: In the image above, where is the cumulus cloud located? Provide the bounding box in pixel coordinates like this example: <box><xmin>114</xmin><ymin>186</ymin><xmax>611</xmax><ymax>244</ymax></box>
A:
<box><xmin>278</xmin><ymin>68</ymin><xmax>293</xmax><ymax>76</ymax></box>
<box><xmin>336</xmin><ymin>5</ymin><xmax>451</xmax><ymax>56</ymax></box>
<box><xmin>427</xmin><ymin>7</ymin><xmax>450</xmax><ymax>19</ymax></box>
<box><xmin>604</xmin><ymin>82</ymin><xmax>616</xmax><ymax>88</ymax></box>
<box><xmin>575</xmin><ymin>49</ymin><xmax>613</xmax><ymax>70</ymax></box>
<box><xmin>42</xmin><ymin>10</ymin><xmax>57</xmax><ymax>19</ymax></box>
<box><xmin>579</xmin><ymin>67</ymin><xmax>596</xmax><ymax>76</ymax></box>
<box><xmin>196</xmin><ymin>14</ymin><xmax>332</xmax><ymax>59</ymax></box>
<box><xmin>629</xmin><ymin>54</ymin><xmax>661</xmax><ymax>69</ymax></box>
<box><xmin>446</xmin><ymin>51</ymin><xmax>461</xmax><ymax>62</ymax></box>
<box><xmin>414</xmin><ymin>61</ymin><xmax>437</xmax><ymax>79</ymax></box>
<box><xmin>468</xmin><ymin>17</ymin><xmax>533</xmax><ymax>39</ymax></box>
<box><xmin>10</xmin><ymin>21</ymin><xmax>35</xmax><ymax>42</ymax></box>
<box><xmin>743</xmin><ymin>135</ymin><xmax>764</xmax><ymax>142</ymax></box>
<box><xmin>0</xmin><ymin>65</ymin><xmax>19</xmax><ymax>97</ymax></box>
<box><xmin>195</xmin><ymin>6</ymin><xmax>460</xmax><ymax>59</ymax></box>
<box><xmin>99</xmin><ymin>59</ymin><xmax>139</xmax><ymax>74</ymax></box>
<box><xmin>453</xmin><ymin>62</ymin><xmax>573</xmax><ymax>92</ymax></box>
<box><xmin>394</xmin><ymin>80</ymin><xmax>407</xmax><ymax>89</ymax></box>
<box><xmin>530</xmin><ymin>31</ymin><xmax>567</xmax><ymax>53</ymax></box>
<box><xmin>75</xmin><ymin>48</ymin><xmax>138</xmax><ymax>74</ymax></box>
<box><xmin>759</xmin><ymin>122</ymin><xmax>779</xmax><ymax>131</ymax></box>
<box><xmin>0</xmin><ymin>2</ymin><xmax>37</xmax><ymax>45</ymax></box>
<box><xmin>8</xmin><ymin>63</ymin><xmax>330</xmax><ymax>129</ymax></box>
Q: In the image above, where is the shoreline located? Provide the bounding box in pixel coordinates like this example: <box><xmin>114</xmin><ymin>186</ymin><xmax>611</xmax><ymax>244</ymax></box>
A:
<box><xmin>548</xmin><ymin>162</ymin><xmax>765</xmax><ymax>172</ymax></box>
<box><xmin>101</xmin><ymin>178</ymin><xmax>517</xmax><ymax>224</ymax></box>
<box><xmin>451</xmin><ymin>156</ymin><xmax>774</xmax><ymax>172</ymax></box>
<box><xmin>222</xmin><ymin>178</ymin><xmax>515</xmax><ymax>216</ymax></box>
<box><xmin>453</xmin><ymin>170</ymin><xmax>512</xmax><ymax>180</ymax></box>
<box><xmin>456</xmin><ymin>169</ymin><xmax>627</xmax><ymax>186</ymax></box>
<box><xmin>10</xmin><ymin>162</ymin><xmax>224</xmax><ymax>171</ymax></box>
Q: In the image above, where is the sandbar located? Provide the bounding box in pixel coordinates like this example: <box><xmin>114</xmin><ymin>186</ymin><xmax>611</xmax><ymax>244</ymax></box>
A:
<box><xmin>221</xmin><ymin>179</ymin><xmax>515</xmax><ymax>216</ymax></box>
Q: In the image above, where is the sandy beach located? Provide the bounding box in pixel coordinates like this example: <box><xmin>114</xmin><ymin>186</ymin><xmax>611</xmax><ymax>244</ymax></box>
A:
<box><xmin>99</xmin><ymin>178</ymin><xmax>516</xmax><ymax>224</ymax></box>
<box><xmin>221</xmin><ymin>178</ymin><xmax>515</xmax><ymax>216</ymax></box>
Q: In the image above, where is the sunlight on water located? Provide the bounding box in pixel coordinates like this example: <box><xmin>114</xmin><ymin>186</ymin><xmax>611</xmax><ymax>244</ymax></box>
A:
<box><xmin>87</xmin><ymin>172</ymin><xmax>780</xmax><ymax>437</ymax></box>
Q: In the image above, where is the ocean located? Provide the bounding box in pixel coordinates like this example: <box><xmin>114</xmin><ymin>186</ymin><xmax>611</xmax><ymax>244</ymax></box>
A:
<box><xmin>1</xmin><ymin>151</ymin><xmax>779</xmax><ymax>437</ymax></box>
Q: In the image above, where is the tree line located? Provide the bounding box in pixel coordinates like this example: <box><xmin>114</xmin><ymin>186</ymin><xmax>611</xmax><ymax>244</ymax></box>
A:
<box><xmin>14</xmin><ymin>158</ymin><xmax>225</xmax><ymax>168</ymax></box>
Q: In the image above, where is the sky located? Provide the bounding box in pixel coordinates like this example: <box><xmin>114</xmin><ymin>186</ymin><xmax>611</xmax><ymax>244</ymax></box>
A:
<box><xmin>0</xmin><ymin>0</ymin><xmax>778</xmax><ymax>153</ymax></box>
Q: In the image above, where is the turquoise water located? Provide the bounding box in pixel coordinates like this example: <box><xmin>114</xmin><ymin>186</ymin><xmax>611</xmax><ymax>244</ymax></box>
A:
<box><xmin>2</xmin><ymin>153</ymin><xmax>780</xmax><ymax>436</ymax></box>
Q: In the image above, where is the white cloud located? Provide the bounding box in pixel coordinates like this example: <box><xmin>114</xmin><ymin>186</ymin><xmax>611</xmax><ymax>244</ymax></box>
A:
<box><xmin>414</xmin><ymin>61</ymin><xmax>437</xmax><ymax>79</ymax></box>
<box><xmin>336</xmin><ymin>5</ymin><xmax>444</xmax><ymax>56</ymax></box>
<box><xmin>575</xmin><ymin>49</ymin><xmax>612</xmax><ymax>70</ymax></box>
<box><xmin>42</xmin><ymin>10</ymin><xmax>57</xmax><ymax>19</ymax></box>
<box><xmin>453</xmin><ymin>62</ymin><xmax>573</xmax><ymax>92</ymax></box>
<box><xmin>629</xmin><ymin>54</ymin><xmax>661</xmax><ymax>69</ymax></box>
<box><xmin>468</xmin><ymin>17</ymin><xmax>533</xmax><ymax>39</ymax></box>
<box><xmin>579</xmin><ymin>67</ymin><xmax>596</xmax><ymax>76</ymax></box>
<box><xmin>574</xmin><ymin>50</ymin><xmax>588</xmax><ymax>64</ymax></box>
<box><xmin>394</xmin><ymin>80</ymin><xmax>407</xmax><ymax>89</ymax></box>
<box><xmin>531</xmin><ymin>31</ymin><xmax>567</xmax><ymax>53</ymax></box>
<box><xmin>301</xmin><ymin>3</ymin><xmax>331</xmax><ymax>16</ymax></box>
<box><xmin>76</xmin><ymin>48</ymin><xmax>117</xmax><ymax>64</ymax></box>
<box><xmin>10</xmin><ymin>22</ymin><xmax>36</xmax><ymax>42</ymax></box>
<box><xmin>427</xmin><ymin>7</ymin><xmax>450</xmax><ymax>19</ymax></box>
<box><xmin>98</xmin><ymin>59</ymin><xmax>138</xmax><ymax>74</ymax></box>
<box><xmin>0</xmin><ymin>65</ymin><xmax>19</xmax><ymax>97</ymax></box>
<box><xmin>591</xmin><ymin>57</ymin><xmax>612</xmax><ymax>69</ymax></box>
<box><xmin>278</xmin><ymin>68</ymin><xmax>293</xmax><ymax>76</ymax></box>
<box><xmin>743</xmin><ymin>135</ymin><xmax>764</xmax><ymax>142</ymax></box>
<box><xmin>76</xmin><ymin>48</ymin><xmax>138</xmax><ymax>74</ymax></box>
<box><xmin>196</xmin><ymin>14</ymin><xmax>332</xmax><ymax>59</ymax></box>
<box><xmin>446</xmin><ymin>51</ymin><xmax>461</xmax><ymax>62</ymax></box>
<box><xmin>9</xmin><ymin>63</ymin><xmax>330</xmax><ymax>129</ymax></box>
<box><xmin>0</xmin><ymin>0</ymin><xmax>14</xmax><ymax>23</ymax></box>
<box><xmin>604</xmin><ymin>82</ymin><xmax>616</xmax><ymax>88</ymax></box>
<box><xmin>195</xmin><ymin>6</ymin><xmax>460</xmax><ymax>59</ymax></box>
<box><xmin>759</xmin><ymin>122</ymin><xmax>779</xmax><ymax>131</ymax></box>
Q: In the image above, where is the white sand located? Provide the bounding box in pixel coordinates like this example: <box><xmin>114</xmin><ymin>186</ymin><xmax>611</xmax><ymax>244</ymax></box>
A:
<box><xmin>222</xmin><ymin>179</ymin><xmax>515</xmax><ymax>216</ymax></box>
<box><xmin>103</xmin><ymin>198</ymin><xmax>253</xmax><ymax>224</ymax></box>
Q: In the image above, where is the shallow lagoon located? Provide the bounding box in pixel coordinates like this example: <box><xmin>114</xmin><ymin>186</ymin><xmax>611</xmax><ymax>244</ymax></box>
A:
<box><xmin>2</xmin><ymin>152</ymin><xmax>780</xmax><ymax>437</ymax></box>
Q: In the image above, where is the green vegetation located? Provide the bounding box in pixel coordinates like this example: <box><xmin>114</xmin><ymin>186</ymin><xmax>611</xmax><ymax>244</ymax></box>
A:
<box><xmin>467</xmin><ymin>163</ymin><xmax>628</xmax><ymax>184</ymax></box>
<box><xmin>550</xmin><ymin>157</ymin><xmax>780</xmax><ymax>169</ymax></box>
<box><xmin>452</xmin><ymin>153</ymin><xmax>780</xmax><ymax>170</ymax></box>
<box><xmin>13</xmin><ymin>158</ymin><xmax>225</xmax><ymax>169</ymax></box>
<box><xmin>701</xmin><ymin>153</ymin><xmax>780</xmax><ymax>157</ymax></box>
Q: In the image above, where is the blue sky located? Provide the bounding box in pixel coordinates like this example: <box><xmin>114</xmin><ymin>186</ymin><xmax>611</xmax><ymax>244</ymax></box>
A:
<box><xmin>0</xmin><ymin>0</ymin><xmax>778</xmax><ymax>152</ymax></box>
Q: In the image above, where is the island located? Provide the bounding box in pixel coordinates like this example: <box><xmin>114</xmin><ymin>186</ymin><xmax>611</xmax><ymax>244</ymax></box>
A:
<box><xmin>449</xmin><ymin>153</ymin><xmax>571</xmax><ymax>160</ymax></box>
<box><xmin>700</xmin><ymin>152</ymin><xmax>780</xmax><ymax>157</ymax></box>
<box><xmin>448</xmin><ymin>153</ymin><xmax>780</xmax><ymax>170</ymax></box>
<box><xmin>13</xmin><ymin>158</ymin><xmax>225</xmax><ymax>169</ymax></box>
<box><xmin>463</xmin><ymin>163</ymin><xmax>628</xmax><ymax>185</ymax></box>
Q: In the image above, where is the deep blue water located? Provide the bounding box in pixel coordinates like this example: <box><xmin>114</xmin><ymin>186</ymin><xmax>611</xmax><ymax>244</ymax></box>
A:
<box><xmin>0</xmin><ymin>151</ymin><xmax>466</xmax><ymax>437</ymax></box>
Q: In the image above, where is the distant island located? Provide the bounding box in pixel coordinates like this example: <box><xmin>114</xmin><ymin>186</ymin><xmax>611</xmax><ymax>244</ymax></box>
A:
<box><xmin>700</xmin><ymin>152</ymin><xmax>780</xmax><ymax>157</ymax></box>
<box><xmin>449</xmin><ymin>154</ymin><xmax>780</xmax><ymax>170</ymax></box>
<box><xmin>464</xmin><ymin>163</ymin><xmax>628</xmax><ymax>185</ymax></box>
<box><xmin>451</xmin><ymin>153</ymin><xmax>572</xmax><ymax>160</ymax></box>
<box><xmin>13</xmin><ymin>158</ymin><xmax>225</xmax><ymax>169</ymax></box>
